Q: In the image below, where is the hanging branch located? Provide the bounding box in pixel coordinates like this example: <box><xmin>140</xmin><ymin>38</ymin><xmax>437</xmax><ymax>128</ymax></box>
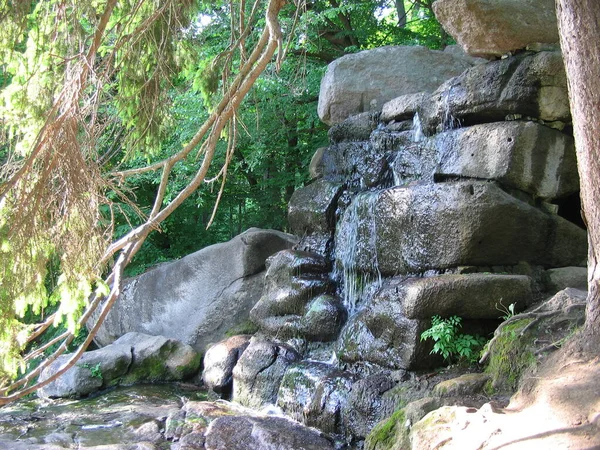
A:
<box><xmin>0</xmin><ymin>0</ymin><xmax>287</xmax><ymax>405</ymax></box>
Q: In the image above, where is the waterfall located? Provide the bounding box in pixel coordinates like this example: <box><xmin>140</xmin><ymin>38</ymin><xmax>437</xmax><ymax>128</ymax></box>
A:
<box><xmin>412</xmin><ymin>112</ymin><xmax>425</xmax><ymax>143</ymax></box>
<box><xmin>333</xmin><ymin>192</ymin><xmax>382</xmax><ymax>315</ymax></box>
<box><xmin>441</xmin><ymin>87</ymin><xmax>461</xmax><ymax>131</ymax></box>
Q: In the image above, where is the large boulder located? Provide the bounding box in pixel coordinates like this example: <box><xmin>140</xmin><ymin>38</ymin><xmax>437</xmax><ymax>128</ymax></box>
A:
<box><xmin>38</xmin><ymin>344</ymin><xmax>132</xmax><ymax>398</ymax></box>
<box><xmin>380</xmin><ymin>274</ymin><xmax>532</xmax><ymax>320</ymax></box>
<box><xmin>204</xmin><ymin>415</ymin><xmax>334</xmax><ymax>450</ymax></box>
<box><xmin>335</xmin><ymin>181</ymin><xmax>586</xmax><ymax>276</ymax></box>
<box><xmin>38</xmin><ymin>333</ymin><xmax>200</xmax><ymax>398</ymax></box>
<box><xmin>433</xmin><ymin>0</ymin><xmax>559</xmax><ymax>58</ymax></box>
<box><xmin>418</xmin><ymin>51</ymin><xmax>569</xmax><ymax>134</ymax></box>
<box><xmin>318</xmin><ymin>45</ymin><xmax>479</xmax><ymax>125</ymax></box>
<box><xmin>433</xmin><ymin>121</ymin><xmax>579</xmax><ymax>200</ymax></box>
<box><xmin>89</xmin><ymin>228</ymin><xmax>297</xmax><ymax>353</ymax></box>
<box><xmin>232</xmin><ymin>336</ymin><xmax>301</xmax><ymax>408</ymax></box>
<box><xmin>250</xmin><ymin>250</ymin><xmax>343</xmax><ymax>341</ymax></box>
<box><xmin>277</xmin><ymin>361</ymin><xmax>355</xmax><ymax>436</ymax></box>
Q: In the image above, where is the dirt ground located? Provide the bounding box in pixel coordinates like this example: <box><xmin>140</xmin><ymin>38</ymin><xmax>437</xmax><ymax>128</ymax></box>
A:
<box><xmin>412</xmin><ymin>337</ymin><xmax>600</xmax><ymax>449</ymax></box>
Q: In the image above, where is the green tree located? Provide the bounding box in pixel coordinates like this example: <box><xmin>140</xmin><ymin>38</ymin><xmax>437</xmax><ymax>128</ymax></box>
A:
<box><xmin>0</xmin><ymin>0</ymin><xmax>288</xmax><ymax>403</ymax></box>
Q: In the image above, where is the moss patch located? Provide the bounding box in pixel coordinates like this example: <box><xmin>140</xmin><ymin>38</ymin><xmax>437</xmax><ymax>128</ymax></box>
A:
<box><xmin>225</xmin><ymin>321</ymin><xmax>259</xmax><ymax>337</ymax></box>
<box><xmin>364</xmin><ymin>408</ymin><xmax>407</xmax><ymax>450</ymax></box>
<box><xmin>484</xmin><ymin>318</ymin><xmax>536</xmax><ymax>394</ymax></box>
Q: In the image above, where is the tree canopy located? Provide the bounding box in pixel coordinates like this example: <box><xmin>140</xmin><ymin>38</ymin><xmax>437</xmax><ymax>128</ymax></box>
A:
<box><xmin>0</xmin><ymin>0</ymin><xmax>448</xmax><ymax>402</ymax></box>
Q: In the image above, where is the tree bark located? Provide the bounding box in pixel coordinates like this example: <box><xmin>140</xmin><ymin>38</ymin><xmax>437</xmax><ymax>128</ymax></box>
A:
<box><xmin>396</xmin><ymin>0</ymin><xmax>407</xmax><ymax>28</ymax></box>
<box><xmin>556</xmin><ymin>0</ymin><xmax>600</xmax><ymax>346</ymax></box>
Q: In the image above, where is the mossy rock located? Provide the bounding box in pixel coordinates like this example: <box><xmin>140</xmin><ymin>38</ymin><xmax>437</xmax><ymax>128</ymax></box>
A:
<box><xmin>114</xmin><ymin>333</ymin><xmax>201</xmax><ymax>384</ymax></box>
<box><xmin>484</xmin><ymin>289</ymin><xmax>586</xmax><ymax>394</ymax></box>
<box><xmin>364</xmin><ymin>408</ymin><xmax>409</xmax><ymax>450</ymax></box>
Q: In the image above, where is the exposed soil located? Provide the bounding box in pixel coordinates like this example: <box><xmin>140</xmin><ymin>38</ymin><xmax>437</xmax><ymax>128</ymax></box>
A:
<box><xmin>413</xmin><ymin>335</ymin><xmax>600</xmax><ymax>449</ymax></box>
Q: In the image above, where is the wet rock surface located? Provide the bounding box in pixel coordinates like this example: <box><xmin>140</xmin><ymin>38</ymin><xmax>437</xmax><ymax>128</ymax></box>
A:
<box><xmin>250</xmin><ymin>250</ymin><xmax>343</xmax><ymax>341</ymax></box>
<box><xmin>417</xmin><ymin>51</ymin><xmax>569</xmax><ymax>134</ymax></box>
<box><xmin>336</xmin><ymin>181</ymin><xmax>585</xmax><ymax>275</ymax></box>
<box><xmin>231</xmin><ymin>336</ymin><xmax>300</xmax><ymax>408</ymax></box>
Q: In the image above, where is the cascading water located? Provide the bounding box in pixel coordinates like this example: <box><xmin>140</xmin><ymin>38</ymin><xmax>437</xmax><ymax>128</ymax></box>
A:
<box><xmin>412</xmin><ymin>112</ymin><xmax>425</xmax><ymax>143</ymax></box>
<box><xmin>388</xmin><ymin>112</ymin><xmax>438</xmax><ymax>187</ymax></box>
<box><xmin>333</xmin><ymin>192</ymin><xmax>382</xmax><ymax>315</ymax></box>
<box><xmin>441</xmin><ymin>86</ymin><xmax>461</xmax><ymax>132</ymax></box>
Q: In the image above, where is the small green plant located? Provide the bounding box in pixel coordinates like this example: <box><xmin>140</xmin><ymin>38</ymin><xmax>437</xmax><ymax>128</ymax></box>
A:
<box><xmin>496</xmin><ymin>299</ymin><xmax>516</xmax><ymax>321</ymax></box>
<box><xmin>79</xmin><ymin>362</ymin><xmax>102</xmax><ymax>380</ymax></box>
<box><xmin>420</xmin><ymin>315</ymin><xmax>487</xmax><ymax>364</ymax></box>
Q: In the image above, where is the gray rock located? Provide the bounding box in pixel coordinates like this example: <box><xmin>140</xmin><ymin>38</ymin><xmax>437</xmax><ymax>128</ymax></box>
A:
<box><xmin>250</xmin><ymin>250</ymin><xmax>337</xmax><ymax>340</ymax></box>
<box><xmin>277</xmin><ymin>361</ymin><xmax>355</xmax><ymax>435</ymax></box>
<box><xmin>381</xmin><ymin>92</ymin><xmax>428</xmax><ymax>123</ymax></box>
<box><xmin>379</xmin><ymin>274</ymin><xmax>532</xmax><ymax>320</ymax></box>
<box><xmin>335</xmin><ymin>181</ymin><xmax>586</xmax><ymax>275</ymax></box>
<box><xmin>114</xmin><ymin>332</ymin><xmax>200</xmax><ymax>384</ymax></box>
<box><xmin>309</xmin><ymin>147</ymin><xmax>327</xmax><ymax>179</ymax></box>
<box><xmin>232</xmin><ymin>336</ymin><xmax>301</xmax><ymax>408</ymax></box>
<box><xmin>204</xmin><ymin>415</ymin><xmax>334</xmax><ymax>450</ymax></box>
<box><xmin>433</xmin><ymin>0</ymin><xmax>559</xmax><ymax>58</ymax></box>
<box><xmin>343</xmin><ymin>373</ymin><xmax>401</xmax><ymax>439</ymax></box>
<box><xmin>300</xmin><ymin>294</ymin><xmax>347</xmax><ymax>341</ymax></box>
<box><xmin>288</xmin><ymin>179</ymin><xmax>343</xmax><ymax>236</ymax></box>
<box><xmin>543</xmin><ymin>267</ymin><xmax>588</xmax><ymax>293</ymax></box>
<box><xmin>434</xmin><ymin>121</ymin><xmax>579</xmax><ymax>200</ymax></box>
<box><xmin>381</xmin><ymin>130</ymin><xmax>438</xmax><ymax>185</ymax></box>
<box><xmin>89</xmin><ymin>228</ymin><xmax>298</xmax><ymax>354</ymax></box>
<box><xmin>432</xmin><ymin>373</ymin><xmax>491</xmax><ymax>397</ymax></box>
<box><xmin>417</xmin><ymin>51</ymin><xmax>569</xmax><ymax>135</ymax></box>
<box><xmin>336</xmin><ymin>293</ymin><xmax>437</xmax><ymax>370</ymax></box>
<box><xmin>322</xmin><ymin>141</ymin><xmax>388</xmax><ymax>188</ymax></box>
<box><xmin>328</xmin><ymin>111</ymin><xmax>379</xmax><ymax>143</ymax></box>
<box><xmin>38</xmin><ymin>344</ymin><xmax>132</xmax><ymax>398</ymax></box>
<box><xmin>318</xmin><ymin>45</ymin><xmax>478</xmax><ymax>125</ymax></box>
<box><xmin>202</xmin><ymin>335</ymin><xmax>251</xmax><ymax>396</ymax></box>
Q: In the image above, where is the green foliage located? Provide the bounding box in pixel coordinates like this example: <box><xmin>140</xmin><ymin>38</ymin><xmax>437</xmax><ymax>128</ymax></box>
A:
<box><xmin>496</xmin><ymin>300</ymin><xmax>516</xmax><ymax>321</ymax></box>
<box><xmin>79</xmin><ymin>362</ymin><xmax>102</xmax><ymax>380</ymax></box>
<box><xmin>421</xmin><ymin>315</ymin><xmax>487</xmax><ymax>364</ymax></box>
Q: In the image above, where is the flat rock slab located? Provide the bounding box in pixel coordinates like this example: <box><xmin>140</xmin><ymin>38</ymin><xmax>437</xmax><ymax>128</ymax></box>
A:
<box><xmin>318</xmin><ymin>45</ymin><xmax>477</xmax><ymax>125</ymax></box>
<box><xmin>380</xmin><ymin>273</ymin><xmax>532</xmax><ymax>320</ymax></box>
<box><xmin>433</xmin><ymin>0</ymin><xmax>559</xmax><ymax>58</ymax></box>
<box><xmin>335</xmin><ymin>181</ymin><xmax>586</xmax><ymax>275</ymax></box>
<box><xmin>418</xmin><ymin>51</ymin><xmax>569</xmax><ymax>134</ymax></box>
<box><xmin>433</xmin><ymin>121</ymin><xmax>578</xmax><ymax>200</ymax></box>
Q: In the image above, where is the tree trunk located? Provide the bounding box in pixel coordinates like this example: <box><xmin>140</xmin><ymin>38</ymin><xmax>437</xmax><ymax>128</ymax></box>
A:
<box><xmin>396</xmin><ymin>1</ymin><xmax>407</xmax><ymax>28</ymax></box>
<box><xmin>556</xmin><ymin>0</ymin><xmax>600</xmax><ymax>347</ymax></box>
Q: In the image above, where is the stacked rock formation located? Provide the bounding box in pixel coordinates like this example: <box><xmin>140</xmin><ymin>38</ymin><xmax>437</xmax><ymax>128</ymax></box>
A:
<box><xmin>204</xmin><ymin>44</ymin><xmax>586</xmax><ymax>445</ymax></box>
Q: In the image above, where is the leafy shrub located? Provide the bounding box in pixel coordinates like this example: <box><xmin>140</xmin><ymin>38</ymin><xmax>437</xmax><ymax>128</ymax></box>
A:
<box><xmin>420</xmin><ymin>315</ymin><xmax>487</xmax><ymax>364</ymax></box>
